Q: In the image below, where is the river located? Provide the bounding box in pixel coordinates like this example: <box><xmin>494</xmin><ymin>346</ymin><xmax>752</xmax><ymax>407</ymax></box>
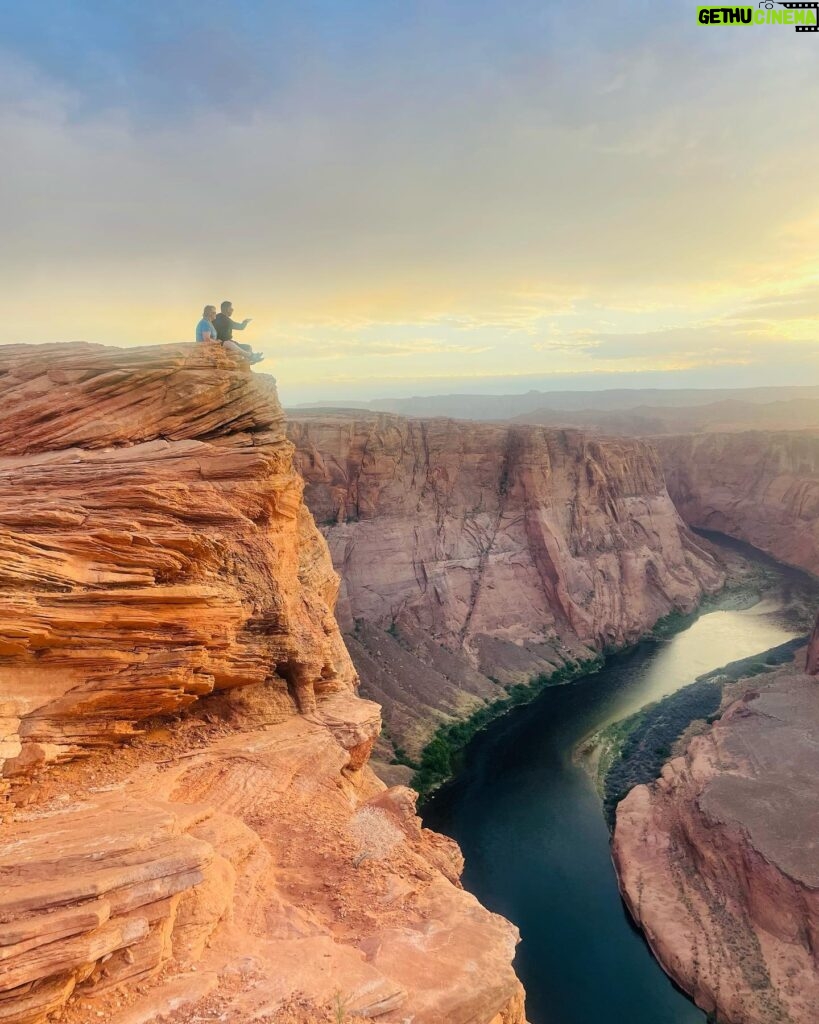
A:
<box><xmin>423</xmin><ymin>539</ymin><xmax>813</xmax><ymax>1024</ymax></box>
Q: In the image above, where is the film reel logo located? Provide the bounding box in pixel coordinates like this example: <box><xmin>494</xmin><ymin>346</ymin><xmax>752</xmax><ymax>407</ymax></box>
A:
<box><xmin>761</xmin><ymin>1</ymin><xmax>819</xmax><ymax>30</ymax></box>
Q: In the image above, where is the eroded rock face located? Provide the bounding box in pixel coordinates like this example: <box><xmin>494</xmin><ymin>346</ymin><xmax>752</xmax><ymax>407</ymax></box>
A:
<box><xmin>0</xmin><ymin>342</ymin><xmax>357</xmax><ymax>780</ymax></box>
<box><xmin>620</xmin><ymin>431</ymin><xmax>819</xmax><ymax>1022</ymax></box>
<box><xmin>2</xmin><ymin>696</ymin><xmax>525</xmax><ymax>1024</ymax></box>
<box><xmin>289</xmin><ymin>413</ymin><xmax>723</xmax><ymax>758</ymax></box>
<box><xmin>0</xmin><ymin>344</ymin><xmax>525</xmax><ymax>1024</ymax></box>
<box><xmin>613</xmin><ymin>663</ymin><xmax>819</xmax><ymax>1024</ymax></box>
<box><xmin>656</xmin><ymin>431</ymin><xmax>819</xmax><ymax>575</ymax></box>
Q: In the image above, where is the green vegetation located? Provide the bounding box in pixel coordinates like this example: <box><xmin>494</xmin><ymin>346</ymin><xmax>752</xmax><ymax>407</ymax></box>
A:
<box><xmin>412</xmin><ymin>536</ymin><xmax>818</xmax><ymax>804</ymax></box>
<box><xmin>599</xmin><ymin>679</ymin><xmax>723</xmax><ymax>824</ymax></box>
<box><xmin>413</xmin><ymin>655</ymin><xmax>602</xmax><ymax>798</ymax></box>
<box><xmin>597</xmin><ymin>636</ymin><xmax>807</xmax><ymax>826</ymax></box>
<box><xmin>389</xmin><ymin>744</ymin><xmax>418</xmax><ymax>770</ymax></box>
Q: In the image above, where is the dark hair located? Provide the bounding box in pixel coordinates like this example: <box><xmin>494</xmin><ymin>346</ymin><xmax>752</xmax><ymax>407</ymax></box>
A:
<box><xmin>220</xmin><ymin>300</ymin><xmax>232</xmax><ymax>313</ymax></box>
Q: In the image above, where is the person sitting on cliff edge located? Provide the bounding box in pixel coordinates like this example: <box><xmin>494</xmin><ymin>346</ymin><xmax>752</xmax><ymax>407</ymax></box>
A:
<box><xmin>195</xmin><ymin>304</ymin><xmax>264</xmax><ymax>365</ymax></box>
<box><xmin>214</xmin><ymin>300</ymin><xmax>264</xmax><ymax>364</ymax></box>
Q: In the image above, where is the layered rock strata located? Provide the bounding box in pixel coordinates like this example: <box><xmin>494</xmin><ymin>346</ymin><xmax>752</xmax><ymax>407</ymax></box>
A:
<box><xmin>0</xmin><ymin>344</ymin><xmax>525</xmax><ymax>1024</ymax></box>
<box><xmin>656</xmin><ymin>431</ymin><xmax>819</xmax><ymax>575</ymax></box>
<box><xmin>289</xmin><ymin>413</ymin><xmax>723</xmax><ymax>762</ymax></box>
<box><xmin>613</xmin><ymin>651</ymin><xmax>819</xmax><ymax>1024</ymax></box>
<box><xmin>0</xmin><ymin>342</ymin><xmax>357</xmax><ymax>781</ymax></box>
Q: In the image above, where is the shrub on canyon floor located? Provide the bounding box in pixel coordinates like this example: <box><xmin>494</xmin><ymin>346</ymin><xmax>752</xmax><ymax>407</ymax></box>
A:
<box><xmin>601</xmin><ymin>679</ymin><xmax>724</xmax><ymax>823</ymax></box>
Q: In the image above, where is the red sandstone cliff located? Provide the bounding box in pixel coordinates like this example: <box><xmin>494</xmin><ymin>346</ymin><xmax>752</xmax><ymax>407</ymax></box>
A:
<box><xmin>613</xmin><ymin>652</ymin><xmax>819</xmax><ymax>1024</ymax></box>
<box><xmin>0</xmin><ymin>344</ymin><xmax>525</xmax><ymax>1024</ymax></box>
<box><xmin>656</xmin><ymin>431</ymin><xmax>819</xmax><ymax>576</ymax></box>
<box><xmin>288</xmin><ymin>414</ymin><xmax>723</xmax><ymax>763</ymax></box>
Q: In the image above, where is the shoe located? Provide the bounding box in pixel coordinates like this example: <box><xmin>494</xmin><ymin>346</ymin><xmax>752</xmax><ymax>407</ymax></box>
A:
<box><xmin>249</xmin><ymin>353</ymin><xmax>265</xmax><ymax>365</ymax></box>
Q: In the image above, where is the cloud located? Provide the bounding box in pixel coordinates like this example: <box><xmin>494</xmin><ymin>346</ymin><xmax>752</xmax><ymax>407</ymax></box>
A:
<box><xmin>584</xmin><ymin>325</ymin><xmax>760</xmax><ymax>361</ymax></box>
<box><xmin>729</xmin><ymin>282</ymin><xmax>819</xmax><ymax>322</ymax></box>
<box><xmin>271</xmin><ymin>336</ymin><xmax>492</xmax><ymax>360</ymax></box>
<box><xmin>526</xmin><ymin>321</ymin><xmax>818</xmax><ymax>375</ymax></box>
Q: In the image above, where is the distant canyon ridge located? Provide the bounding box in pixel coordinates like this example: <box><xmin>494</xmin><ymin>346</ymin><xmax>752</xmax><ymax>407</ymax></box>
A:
<box><xmin>291</xmin><ymin>383</ymin><xmax>819</xmax><ymax>432</ymax></box>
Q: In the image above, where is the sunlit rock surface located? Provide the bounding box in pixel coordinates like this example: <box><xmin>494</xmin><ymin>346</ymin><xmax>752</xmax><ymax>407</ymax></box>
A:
<box><xmin>0</xmin><ymin>344</ymin><xmax>526</xmax><ymax>1024</ymax></box>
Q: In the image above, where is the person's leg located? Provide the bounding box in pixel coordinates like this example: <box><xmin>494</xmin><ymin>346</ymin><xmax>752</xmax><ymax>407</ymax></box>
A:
<box><xmin>223</xmin><ymin>339</ymin><xmax>249</xmax><ymax>358</ymax></box>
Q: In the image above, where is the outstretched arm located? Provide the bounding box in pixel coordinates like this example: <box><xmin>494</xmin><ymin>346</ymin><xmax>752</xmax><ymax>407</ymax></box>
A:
<box><xmin>230</xmin><ymin>317</ymin><xmax>252</xmax><ymax>331</ymax></box>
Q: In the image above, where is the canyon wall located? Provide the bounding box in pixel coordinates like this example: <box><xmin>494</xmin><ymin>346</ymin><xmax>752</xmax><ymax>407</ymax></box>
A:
<box><xmin>0</xmin><ymin>344</ymin><xmax>525</xmax><ymax>1024</ymax></box>
<box><xmin>656</xmin><ymin>431</ymin><xmax>819</xmax><ymax>575</ymax></box>
<box><xmin>289</xmin><ymin>414</ymin><xmax>723</xmax><ymax>763</ymax></box>
<box><xmin>613</xmin><ymin>649</ymin><xmax>819</xmax><ymax>1024</ymax></box>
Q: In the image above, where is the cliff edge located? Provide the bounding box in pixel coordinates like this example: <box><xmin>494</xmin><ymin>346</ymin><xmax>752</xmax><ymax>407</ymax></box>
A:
<box><xmin>0</xmin><ymin>344</ymin><xmax>525</xmax><ymax>1024</ymax></box>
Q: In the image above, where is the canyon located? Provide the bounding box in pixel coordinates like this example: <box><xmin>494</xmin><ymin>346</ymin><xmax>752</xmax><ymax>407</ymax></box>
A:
<box><xmin>290</xmin><ymin>413</ymin><xmax>819</xmax><ymax>1024</ymax></box>
<box><xmin>288</xmin><ymin>413</ymin><xmax>723</xmax><ymax>769</ymax></box>
<box><xmin>1</xmin><ymin>346</ymin><xmax>817</xmax><ymax>1024</ymax></box>
<box><xmin>0</xmin><ymin>344</ymin><xmax>524</xmax><ymax>1024</ymax></box>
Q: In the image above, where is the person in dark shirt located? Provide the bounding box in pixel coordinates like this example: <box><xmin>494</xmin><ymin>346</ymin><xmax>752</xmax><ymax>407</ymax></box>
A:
<box><xmin>214</xmin><ymin>301</ymin><xmax>264</xmax><ymax>364</ymax></box>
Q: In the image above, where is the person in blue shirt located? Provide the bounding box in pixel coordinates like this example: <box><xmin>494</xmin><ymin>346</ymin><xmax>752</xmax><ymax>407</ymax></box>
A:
<box><xmin>195</xmin><ymin>304</ymin><xmax>263</xmax><ymax>364</ymax></box>
<box><xmin>195</xmin><ymin>305</ymin><xmax>219</xmax><ymax>344</ymax></box>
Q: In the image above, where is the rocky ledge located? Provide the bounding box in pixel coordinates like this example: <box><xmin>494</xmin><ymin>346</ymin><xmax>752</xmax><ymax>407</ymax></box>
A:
<box><xmin>613</xmin><ymin>640</ymin><xmax>819</xmax><ymax>1024</ymax></box>
<box><xmin>0</xmin><ymin>344</ymin><xmax>525</xmax><ymax>1024</ymax></box>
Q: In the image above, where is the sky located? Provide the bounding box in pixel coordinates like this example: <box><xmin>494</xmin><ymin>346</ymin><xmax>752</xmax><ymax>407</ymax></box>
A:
<box><xmin>2</xmin><ymin>0</ymin><xmax>819</xmax><ymax>404</ymax></box>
